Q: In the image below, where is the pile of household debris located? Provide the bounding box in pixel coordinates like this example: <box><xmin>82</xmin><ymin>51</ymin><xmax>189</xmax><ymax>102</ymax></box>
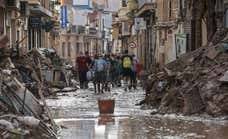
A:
<box><xmin>144</xmin><ymin>41</ymin><xmax>228</xmax><ymax>116</ymax></box>
<box><xmin>0</xmin><ymin>47</ymin><xmax>74</xmax><ymax>138</ymax></box>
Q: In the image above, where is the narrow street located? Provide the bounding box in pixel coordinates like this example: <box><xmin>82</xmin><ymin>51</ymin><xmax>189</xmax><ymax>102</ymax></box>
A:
<box><xmin>47</xmin><ymin>85</ymin><xmax>228</xmax><ymax>139</ymax></box>
<box><xmin>2</xmin><ymin>0</ymin><xmax>228</xmax><ymax>138</ymax></box>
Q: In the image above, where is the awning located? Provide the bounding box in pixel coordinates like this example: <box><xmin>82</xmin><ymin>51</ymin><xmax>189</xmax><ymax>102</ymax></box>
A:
<box><xmin>0</xmin><ymin>0</ymin><xmax>5</xmax><ymax>8</ymax></box>
<box><xmin>155</xmin><ymin>22</ymin><xmax>177</xmax><ymax>28</ymax></box>
<box><xmin>136</xmin><ymin>3</ymin><xmax>156</xmax><ymax>17</ymax></box>
<box><xmin>30</xmin><ymin>5</ymin><xmax>53</xmax><ymax>17</ymax></box>
<box><xmin>0</xmin><ymin>35</ymin><xmax>9</xmax><ymax>48</ymax></box>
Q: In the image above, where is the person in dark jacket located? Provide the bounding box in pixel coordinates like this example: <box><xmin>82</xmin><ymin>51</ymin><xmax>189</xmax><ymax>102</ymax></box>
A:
<box><xmin>85</xmin><ymin>51</ymin><xmax>92</xmax><ymax>88</ymax></box>
<box><xmin>76</xmin><ymin>52</ymin><xmax>88</xmax><ymax>89</ymax></box>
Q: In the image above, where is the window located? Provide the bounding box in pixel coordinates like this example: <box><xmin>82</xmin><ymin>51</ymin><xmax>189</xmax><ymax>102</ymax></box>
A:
<box><xmin>0</xmin><ymin>8</ymin><xmax>4</xmax><ymax>35</ymax></box>
<box><xmin>168</xmin><ymin>0</ymin><xmax>172</xmax><ymax>19</ymax></box>
<box><xmin>62</xmin><ymin>42</ymin><xmax>65</xmax><ymax>57</ymax></box>
<box><xmin>179</xmin><ymin>0</ymin><xmax>185</xmax><ymax>17</ymax></box>
<box><xmin>67</xmin><ymin>42</ymin><xmax>71</xmax><ymax>57</ymax></box>
<box><xmin>122</xmin><ymin>0</ymin><xmax>127</xmax><ymax>7</ymax></box>
<box><xmin>76</xmin><ymin>42</ymin><xmax>80</xmax><ymax>55</ymax></box>
<box><xmin>226</xmin><ymin>9</ymin><xmax>228</xmax><ymax>29</ymax></box>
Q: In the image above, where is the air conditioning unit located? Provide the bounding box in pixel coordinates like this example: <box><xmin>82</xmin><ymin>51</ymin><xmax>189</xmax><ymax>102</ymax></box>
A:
<box><xmin>7</xmin><ymin>0</ymin><xmax>20</xmax><ymax>9</ymax></box>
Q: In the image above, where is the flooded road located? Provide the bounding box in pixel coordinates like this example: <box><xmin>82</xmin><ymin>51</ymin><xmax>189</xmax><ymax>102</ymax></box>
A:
<box><xmin>46</xmin><ymin>86</ymin><xmax>228</xmax><ymax>139</ymax></box>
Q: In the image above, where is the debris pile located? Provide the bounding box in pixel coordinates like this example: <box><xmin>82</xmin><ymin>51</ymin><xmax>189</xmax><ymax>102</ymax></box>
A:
<box><xmin>144</xmin><ymin>42</ymin><xmax>228</xmax><ymax>116</ymax></box>
<box><xmin>0</xmin><ymin>47</ymin><xmax>65</xmax><ymax>138</ymax></box>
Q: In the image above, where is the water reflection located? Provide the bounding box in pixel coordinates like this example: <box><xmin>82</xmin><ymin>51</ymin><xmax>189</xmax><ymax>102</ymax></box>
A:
<box><xmin>56</xmin><ymin>115</ymin><xmax>118</xmax><ymax>139</ymax></box>
<box><xmin>48</xmin><ymin>88</ymin><xmax>228</xmax><ymax>139</ymax></box>
<box><xmin>56</xmin><ymin>115</ymin><xmax>228</xmax><ymax>139</ymax></box>
<box><xmin>98</xmin><ymin>115</ymin><xmax>115</xmax><ymax>125</ymax></box>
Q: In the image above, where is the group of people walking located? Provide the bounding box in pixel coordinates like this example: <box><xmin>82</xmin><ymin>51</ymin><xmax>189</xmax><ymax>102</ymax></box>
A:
<box><xmin>76</xmin><ymin>50</ymin><xmax>142</xmax><ymax>94</ymax></box>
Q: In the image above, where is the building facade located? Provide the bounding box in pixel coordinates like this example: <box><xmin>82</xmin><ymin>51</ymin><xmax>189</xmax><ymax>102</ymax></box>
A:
<box><xmin>136</xmin><ymin>0</ymin><xmax>156</xmax><ymax>71</ymax></box>
<box><xmin>155</xmin><ymin>0</ymin><xmax>186</xmax><ymax>67</ymax></box>
<box><xmin>0</xmin><ymin>0</ymin><xmax>7</xmax><ymax>48</ymax></box>
<box><xmin>0</xmin><ymin>0</ymin><xmax>60</xmax><ymax>52</ymax></box>
<box><xmin>155</xmin><ymin>0</ymin><xmax>228</xmax><ymax>69</ymax></box>
<box><xmin>28</xmin><ymin>0</ymin><xmax>56</xmax><ymax>50</ymax></box>
<box><xmin>111</xmin><ymin>0</ymin><xmax>228</xmax><ymax>72</ymax></box>
<box><xmin>58</xmin><ymin>0</ymin><xmax>114</xmax><ymax>65</ymax></box>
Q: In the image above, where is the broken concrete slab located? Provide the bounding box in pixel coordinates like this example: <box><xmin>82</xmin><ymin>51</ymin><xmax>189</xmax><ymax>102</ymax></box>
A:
<box><xmin>2</xmin><ymin>77</ymin><xmax>43</xmax><ymax>116</ymax></box>
<box><xmin>205</xmin><ymin>47</ymin><xmax>221</xmax><ymax>60</ymax></box>
<box><xmin>219</xmin><ymin>71</ymin><xmax>228</xmax><ymax>83</ymax></box>
<box><xmin>143</xmin><ymin>42</ymin><xmax>228</xmax><ymax>116</ymax></box>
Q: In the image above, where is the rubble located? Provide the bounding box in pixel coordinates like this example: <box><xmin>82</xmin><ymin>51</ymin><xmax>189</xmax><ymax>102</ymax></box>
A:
<box><xmin>144</xmin><ymin>42</ymin><xmax>228</xmax><ymax>116</ymax></box>
<box><xmin>0</xmin><ymin>47</ymin><xmax>74</xmax><ymax>138</ymax></box>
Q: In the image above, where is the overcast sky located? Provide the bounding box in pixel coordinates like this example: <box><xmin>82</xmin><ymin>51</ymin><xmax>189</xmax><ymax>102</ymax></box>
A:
<box><xmin>73</xmin><ymin>0</ymin><xmax>121</xmax><ymax>11</ymax></box>
<box><xmin>72</xmin><ymin>0</ymin><xmax>120</xmax><ymax>25</ymax></box>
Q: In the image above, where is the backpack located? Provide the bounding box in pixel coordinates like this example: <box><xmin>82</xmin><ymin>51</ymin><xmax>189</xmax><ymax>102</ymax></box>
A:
<box><xmin>87</xmin><ymin>70</ymin><xmax>94</xmax><ymax>81</ymax></box>
<box><xmin>123</xmin><ymin>56</ymin><xmax>132</xmax><ymax>68</ymax></box>
<box><xmin>95</xmin><ymin>59</ymin><xmax>105</xmax><ymax>72</ymax></box>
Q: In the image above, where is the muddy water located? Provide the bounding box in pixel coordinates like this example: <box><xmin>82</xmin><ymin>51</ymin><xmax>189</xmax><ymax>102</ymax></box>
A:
<box><xmin>46</xmin><ymin>87</ymin><xmax>228</xmax><ymax>139</ymax></box>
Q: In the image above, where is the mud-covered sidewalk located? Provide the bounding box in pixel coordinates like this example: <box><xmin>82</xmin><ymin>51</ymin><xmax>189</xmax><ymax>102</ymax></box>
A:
<box><xmin>47</xmin><ymin>86</ymin><xmax>228</xmax><ymax>139</ymax></box>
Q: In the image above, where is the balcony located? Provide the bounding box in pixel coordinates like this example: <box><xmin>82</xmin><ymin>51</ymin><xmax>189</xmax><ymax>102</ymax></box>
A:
<box><xmin>28</xmin><ymin>0</ymin><xmax>53</xmax><ymax>17</ymax></box>
<box><xmin>66</xmin><ymin>26</ymin><xmax>101</xmax><ymax>38</ymax></box>
<box><xmin>6</xmin><ymin>0</ymin><xmax>20</xmax><ymax>9</ymax></box>
<box><xmin>138</xmin><ymin>0</ymin><xmax>156</xmax><ymax>8</ymax></box>
<box><xmin>28</xmin><ymin>0</ymin><xmax>40</xmax><ymax>5</ymax></box>
<box><xmin>136</xmin><ymin>0</ymin><xmax>156</xmax><ymax>16</ymax></box>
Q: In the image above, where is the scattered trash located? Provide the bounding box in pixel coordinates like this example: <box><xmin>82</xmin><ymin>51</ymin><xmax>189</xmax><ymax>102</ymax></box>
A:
<box><xmin>0</xmin><ymin>47</ymin><xmax>66</xmax><ymax>138</ymax></box>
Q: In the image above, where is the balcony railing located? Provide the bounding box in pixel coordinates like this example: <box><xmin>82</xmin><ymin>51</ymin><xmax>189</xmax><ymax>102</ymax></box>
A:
<box><xmin>138</xmin><ymin>0</ymin><xmax>156</xmax><ymax>8</ymax></box>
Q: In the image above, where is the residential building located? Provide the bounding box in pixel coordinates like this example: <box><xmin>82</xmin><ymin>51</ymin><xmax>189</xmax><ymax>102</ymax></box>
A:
<box><xmin>116</xmin><ymin>0</ymin><xmax>136</xmax><ymax>54</ymax></box>
<box><xmin>87</xmin><ymin>10</ymin><xmax>103</xmax><ymax>55</ymax></box>
<box><xmin>0</xmin><ymin>0</ymin><xmax>59</xmax><ymax>53</ymax></box>
<box><xmin>112</xmin><ymin>12</ymin><xmax>121</xmax><ymax>54</ymax></box>
<box><xmin>112</xmin><ymin>0</ymin><xmax>228</xmax><ymax>72</ymax></box>
<box><xmin>136</xmin><ymin>0</ymin><xmax>157</xmax><ymax>71</ymax></box>
<box><xmin>0</xmin><ymin>0</ymin><xmax>7</xmax><ymax>48</ymax></box>
<box><xmin>28</xmin><ymin>0</ymin><xmax>54</xmax><ymax>50</ymax></box>
<box><xmin>155</xmin><ymin>0</ymin><xmax>182</xmax><ymax>67</ymax></box>
<box><xmin>58</xmin><ymin>0</ymin><xmax>85</xmax><ymax>65</ymax></box>
<box><xmin>58</xmin><ymin>0</ymin><xmax>115</xmax><ymax>66</ymax></box>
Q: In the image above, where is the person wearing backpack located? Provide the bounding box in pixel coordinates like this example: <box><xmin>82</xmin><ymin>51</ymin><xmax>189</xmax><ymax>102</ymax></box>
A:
<box><xmin>122</xmin><ymin>49</ymin><xmax>133</xmax><ymax>91</ymax></box>
<box><xmin>93</xmin><ymin>54</ymin><xmax>107</xmax><ymax>94</ymax></box>
<box><xmin>85</xmin><ymin>51</ymin><xmax>92</xmax><ymax>89</ymax></box>
<box><xmin>113</xmin><ymin>55</ymin><xmax>122</xmax><ymax>87</ymax></box>
<box><xmin>131</xmin><ymin>54</ymin><xmax>138</xmax><ymax>90</ymax></box>
<box><xmin>104</xmin><ymin>55</ymin><xmax>114</xmax><ymax>91</ymax></box>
